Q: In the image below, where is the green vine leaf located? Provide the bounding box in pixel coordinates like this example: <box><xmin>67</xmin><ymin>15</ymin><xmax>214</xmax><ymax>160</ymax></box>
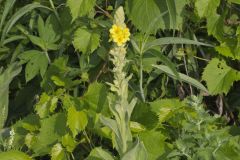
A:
<box><xmin>67</xmin><ymin>106</ymin><xmax>88</xmax><ymax>137</ymax></box>
<box><xmin>73</xmin><ymin>27</ymin><xmax>100</xmax><ymax>54</ymax></box>
<box><xmin>202</xmin><ymin>58</ymin><xmax>240</xmax><ymax>95</ymax></box>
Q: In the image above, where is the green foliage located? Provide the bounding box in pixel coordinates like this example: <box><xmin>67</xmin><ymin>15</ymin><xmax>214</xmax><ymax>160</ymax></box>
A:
<box><xmin>67</xmin><ymin>106</ymin><xmax>88</xmax><ymax>137</ymax></box>
<box><xmin>73</xmin><ymin>27</ymin><xmax>100</xmax><ymax>54</ymax></box>
<box><xmin>202</xmin><ymin>58</ymin><xmax>240</xmax><ymax>95</ymax></box>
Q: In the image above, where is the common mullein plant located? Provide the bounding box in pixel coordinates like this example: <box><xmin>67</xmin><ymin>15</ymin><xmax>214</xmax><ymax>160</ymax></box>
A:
<box><xmin>100</xmin><ymin>7</ymin><xmax>147</xmax><ymax>159</ymax></box>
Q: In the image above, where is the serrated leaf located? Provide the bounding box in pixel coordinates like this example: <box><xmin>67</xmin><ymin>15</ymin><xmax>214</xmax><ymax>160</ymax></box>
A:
<box><xmin>0</xmin><ymin>150</ymin><xmax>32</xmax><ymax>160</ymax></box>
<box><xmin>67</xmin><ymin>0</ymin><xmax>96</xmax><ymax>21</ymax></box>
<box><xmin>18</xmin><ymin>50</ymin><xmax>48</xmax><ymax>82</ymax></box>
<box><xmin>202</xmin><ymin>58</ymin><xmax>240</xmax><ymax>95</ymax></box>
<box><xmin>67</xmin><ymin>106</ymin><xmax>88</xmax><ymax>137</ymax></box>
<box><xmin>73</xmin><ymin>27</ymin><xmax>100</xmax><ymax>54</ymax></box>
<box><xmin>150</xmin><ymin>99</ymin><xmax>183</xmax><ymax>122</ymax></box>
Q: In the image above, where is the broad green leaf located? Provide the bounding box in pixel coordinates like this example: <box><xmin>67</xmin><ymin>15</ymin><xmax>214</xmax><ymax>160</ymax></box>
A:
<box><xmin>202</xmin><ymin>58</ymin><xmax>240</xmax><ymax>95</ymax></box>
<box><xmin>81</xmin><ymin>82</ymin><xmax>109</xmax><ymax>114</ymax></box>
<box><xmin>0</xmin><ymin>63</ymin><xmax>21</xmax><ymax>129</ymax></box>
<box><xmin>150</xmin><ymin>99</ymin><xmax>183</xmax><ymax>122</ymax></box>
<box><xmin>144</xmin><ymin>37</ymin><xmax>213</xmax><ymax>52</ymax></box>
<box><xmin>139</xmin><ymin>131</ymin><xmax>167</xmax><ymax>159</ymax></box>
<box><xmin>73</xmin><ymin>27</ymin><xmax>100</xmax><ymax>54</ymax></box>
<box><xmin>153</xmin><ymin>65</ymin><xmax>208</xmax><ymax>92</ymax></box>
<box><xmin>67</xmin><ymin>106</ymin><xmax>88</xmax><ymax>137</ymax></box>
<box><xmin>18</xmin><ymin>50</ymin><xmax>48</xmax><ymax>82</ymax></box>
<box><xmin>87</xmin><ymin>147</ymin><xmax>115</xmax><ymax>160</ymax></box>
<box><xmin>67</xmin><ymin>0</ymin><xmax>96</xmax><ymax>21</ymax></box>
<box><xmin>125</xmin><ymin>0</ymin><xmax>188</xmax><ymax>32</ymax></box>
<box><xmin>0</xmin><ymin>150</ymin><xmax>32</xmax><ymax>160</ymax></box>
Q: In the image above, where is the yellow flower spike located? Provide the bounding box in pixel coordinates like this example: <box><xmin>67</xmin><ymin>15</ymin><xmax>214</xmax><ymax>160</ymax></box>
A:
<box><xmin>109</xmin><ymin>24</ymin><xmax>130</xmax><ymax>46</ymax></box>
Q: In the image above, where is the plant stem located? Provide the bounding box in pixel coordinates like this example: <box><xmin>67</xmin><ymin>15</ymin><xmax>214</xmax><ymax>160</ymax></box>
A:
<box><xmin>139</xmin><ymin>54</ymin><xmax>145</xmax><ymax>102</ymax></box>
<box><xmin>44</xmin><ymin>51</ymin><xmax>51</xmax><ymax>64</ymax></box>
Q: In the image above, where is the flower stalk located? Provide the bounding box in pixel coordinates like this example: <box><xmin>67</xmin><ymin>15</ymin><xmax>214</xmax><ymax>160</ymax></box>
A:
<box><xmin>100</xmin><ymin>7</ymin><xmax>147</xmax><ymax>159</ymax></box>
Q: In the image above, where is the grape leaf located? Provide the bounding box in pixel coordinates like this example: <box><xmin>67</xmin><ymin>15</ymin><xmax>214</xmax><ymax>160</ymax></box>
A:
<box><xmin>67</xmin><ymin>106</ymin><xmax>88</xmax><ymax>137</ymax></box>
<box><xmin>73</xmin><ymin>27</ymin><xmax>100</xmax><ymax>54</ymax></box>
<box><xmin>202</xmin><ymin>58</ymin><xmax>240</xmax><ymax>95</ymax></box>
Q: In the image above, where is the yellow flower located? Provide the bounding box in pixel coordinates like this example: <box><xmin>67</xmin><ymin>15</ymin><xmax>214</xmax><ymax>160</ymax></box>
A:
<box><xmin>109</xmin><ymin>24</ymin><xmax>130</xmax><ymax>46</ymax></box>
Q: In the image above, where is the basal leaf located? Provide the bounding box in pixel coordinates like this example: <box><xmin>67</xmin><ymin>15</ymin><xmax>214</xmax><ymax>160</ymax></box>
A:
<box><xmin>202</xmin><ymin>58</ymin><xmax>240</xmax><ymax>95</ymax></box>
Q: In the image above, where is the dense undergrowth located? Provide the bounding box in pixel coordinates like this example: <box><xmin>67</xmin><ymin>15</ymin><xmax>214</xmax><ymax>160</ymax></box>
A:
<box><xmin>1</xmin><ymin>0</ymin><xmax>240</xmax><ymax>159</ymax></box>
